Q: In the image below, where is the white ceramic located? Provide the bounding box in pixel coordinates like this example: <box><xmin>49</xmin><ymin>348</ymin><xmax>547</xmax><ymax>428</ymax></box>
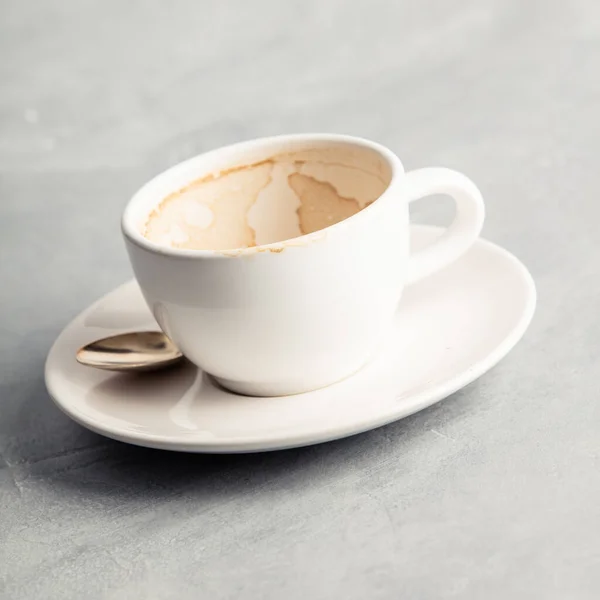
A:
<box><xmin>122</xmin><ymin>134</ymin><xmax>485</xmax><ymax>396</ymax></box>
<box><xmin>45</xmin><ymin>226</ymin><xmax>536</xmax><ymax>453</ymax></box>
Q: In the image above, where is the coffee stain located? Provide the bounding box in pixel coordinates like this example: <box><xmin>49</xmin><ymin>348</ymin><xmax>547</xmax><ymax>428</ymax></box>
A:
<box><xmin>143</xmin><ymin>159</ymin><xmax>274</xmax><ymax>239</ymax></box>
<box><xmin>144</xmin><ymin>161</ymin><xmax>274</xmax><ymax>251</ymax></box>
<box><xmin>255</xmin><ymin>245</ymin><xmax>285</xmax><ymax>253</ymax></box>
<box><xmin>287</xmin><ymin>172</ymin><xmax>362</xmax><ymax>235</ymax></box>
<box><xmin>217</xmin><ymin>230</ymin><xmax>329</xmax><ymax>257</ymax></box>
<box><xmin>144</xmin><ymin>151</ymin><xmax>387</xmax><ymax>254</ymax></box>
<box><xmin>143</xmin><ymin>154</ymin><xmax>386</xmax><ymax>236</ymax></box>
<box><xmin>244</xmin><ymin>164</ymin><xmax>274</xmax><ymax>248</ymax></box>
<box><xmin>297</xmin><ymin>159</ymin><xmax>388</xmax><ymax>186</ymax></box>
<box><xmin>220</xmin><ymin>244</ymin><xmax>286</xmax><ymax>257</ymax></box>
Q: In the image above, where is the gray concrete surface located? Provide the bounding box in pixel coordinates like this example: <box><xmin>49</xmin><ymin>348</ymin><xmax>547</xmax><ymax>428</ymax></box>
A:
<box><xmin>1</xmin><ymin>1</ymin><xmax>600</xmax><ymax>598</ymax></box>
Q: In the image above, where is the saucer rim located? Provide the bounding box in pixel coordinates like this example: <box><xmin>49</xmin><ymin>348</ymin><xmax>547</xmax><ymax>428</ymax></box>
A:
<box><xmin>45</xmin><ymin>226</ymin><xmax>537</xmax><ymax>453</ymax></box>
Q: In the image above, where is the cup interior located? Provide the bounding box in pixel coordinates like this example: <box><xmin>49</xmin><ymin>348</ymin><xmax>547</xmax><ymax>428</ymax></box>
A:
<box><xmin>123</xmin><ymin>135</ymin><xmax>399</xmax><ymax>252</ymax></box>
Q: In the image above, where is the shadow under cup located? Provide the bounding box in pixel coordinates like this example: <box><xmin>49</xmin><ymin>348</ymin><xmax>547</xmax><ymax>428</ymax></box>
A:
<box><xmin>123</xmin><ymin>136</ymin><xmax>404</xmax><ymax>396</ymax></box>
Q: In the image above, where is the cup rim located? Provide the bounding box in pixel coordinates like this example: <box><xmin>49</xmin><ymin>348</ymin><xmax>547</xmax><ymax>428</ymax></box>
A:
<box><xmin>121</xmin><ymin>133</ymin><xmax>404</xmax><ymax>258</ymax></box>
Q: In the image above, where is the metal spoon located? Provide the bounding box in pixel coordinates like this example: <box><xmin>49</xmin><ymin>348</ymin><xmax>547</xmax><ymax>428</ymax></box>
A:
<box><xmin>76</xmin><ymin>331</ymin><xmax>184</xmax><ymax>372</ymax></box>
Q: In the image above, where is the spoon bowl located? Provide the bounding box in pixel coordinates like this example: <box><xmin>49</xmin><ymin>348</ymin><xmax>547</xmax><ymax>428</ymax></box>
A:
<box><xmin>76</xmin><ymin>331</ymin><xmax>184</xmax><ymax>372</ymax></box>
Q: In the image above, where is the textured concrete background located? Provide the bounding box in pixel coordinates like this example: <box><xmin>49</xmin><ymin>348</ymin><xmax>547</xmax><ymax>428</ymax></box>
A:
<box><xmin>1</xmin><ymin>1</ymin><xmax>600</xmax><ymax>598</ymax></box>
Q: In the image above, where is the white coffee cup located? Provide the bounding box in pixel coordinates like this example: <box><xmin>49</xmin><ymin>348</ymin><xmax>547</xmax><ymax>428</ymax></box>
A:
<box><xmin>122</xmin><ymin>134</ymin><xmax>484</xmax><ymax>396</ymax></box>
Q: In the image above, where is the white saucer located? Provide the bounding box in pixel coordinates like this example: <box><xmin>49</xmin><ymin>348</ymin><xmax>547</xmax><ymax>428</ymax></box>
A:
<box><xmin>45</xmin><ymin>226</ymin><xmax>536</xmax><ymax>453</ymax></box>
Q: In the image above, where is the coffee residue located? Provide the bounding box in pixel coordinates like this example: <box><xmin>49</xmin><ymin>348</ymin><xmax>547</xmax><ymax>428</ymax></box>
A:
<box><xmin>144</xmin><ymin>161</ymin><xmax>274</xmax><ymax>250</ymax></box>
<box><xmin>287</xmin><ymin>172</ymin><xmax>362</xmax><ymax>235</ymax></box>
<box><xmin>143</xmin><ymin>151</ymin><xmax>386</xmax><ymax>252</ymax></box>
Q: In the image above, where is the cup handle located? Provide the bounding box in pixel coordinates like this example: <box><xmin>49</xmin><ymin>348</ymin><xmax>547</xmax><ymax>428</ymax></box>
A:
<box><xmin>404</xmin><ymin>167</ymin><xmax>485</xmax><ymax>285</ymax></box>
